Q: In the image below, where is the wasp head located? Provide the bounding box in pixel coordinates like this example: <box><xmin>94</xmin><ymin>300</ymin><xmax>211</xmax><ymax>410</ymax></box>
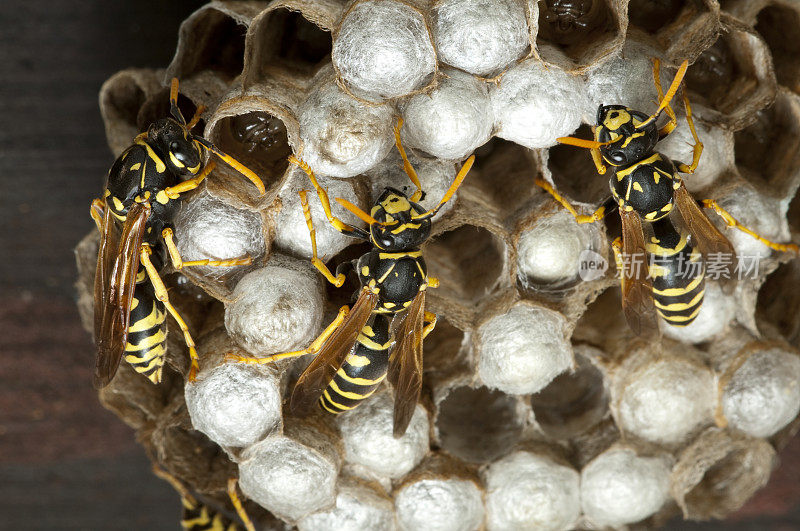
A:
<box><xmin>148</xmin><ymin>118</ymin><xmax>204</xmax><ymax>176</ymax></box>
<box><xmin>594</xmin><ymin>104</ymin><xmax>659</xmax><ymax>167</ymax></box>
<box><xmin>369</xmin><ymin>188</ymin><xmax>431</xmax><ymax>251</ymax></box>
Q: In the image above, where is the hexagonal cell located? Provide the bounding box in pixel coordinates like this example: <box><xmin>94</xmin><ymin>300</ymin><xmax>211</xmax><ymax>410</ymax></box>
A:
<box><xmin>734</xmin><ymin>89</ymin><xmax>800</xmax><ymax>197</ymax></box>
<box><xmin>755</xmin><ymin>3</ymin><xmax>800</xmax><ymax>92</ymax></box>
<box><xmin>435</xmin><ymin>385</ymin><xmax>524</xmax><ymax>463</ymax></box>
<box><xmin>167</xmin><ymin>5</ymin><xmax>252</xmax><ymax>82</ymax></box>
<box><xmin>467</xmin><ymin>138</ymin><xmax>539</xmax><ymax>220</ymax></box>
<box><xmin>135</xmin><ymin>87</ymin><xmax>202</xmax><ymax>133</ymax></box>
<box><xmin>537</xmin><ymin>0</ymin><xmax>625</xmax><ymax>71</ymax></box>
<box><xmin>546</xmin><ymin>124</ymin><xmax>609</xmax><ymax>205</ymax></box>
<box><xmin>757</xmin><ymin>260</ymin><xmax>800</xmax><ymax>344</ymax></box>
<box><xmin>424</xmin><ymin>225</ymin><xmax>506</xmax><ymax>304</ymax></box>
<box><xmin>243</xmin><ymin>3</ymin><xmax>335</xmax><ymax>86</ymax></box>
<box><xmin>627</xmin><ymin>0</ymin><xmax>720</xmax><ymax>64</ymax></box>
<box><xmin>209</xmin><ymin>111</ymin><xmax>292</xmax><ymax>192</ymax></box>
<box><xmin>99</xmin><ymin>69</ymin><xmax>162</xmax><ymax>155</ymax></box>
<box><xmin>671</xmin><ymin>428</ymin><xmax>776</xmax><ymax>520</ymax></box>
<box><xmin>627</xmin><ymin>0</ymin><xmax>685</xmax><ymax>33</ymax></box>
<box><xmin>683</xmin><ymin>17</ymin><xmax>776</xmax><ymax>130</ymax></box>
<box><xmin>530</xmin><ymin>351</ymin><xmax>608</xmax><ymax>439</ymax></box>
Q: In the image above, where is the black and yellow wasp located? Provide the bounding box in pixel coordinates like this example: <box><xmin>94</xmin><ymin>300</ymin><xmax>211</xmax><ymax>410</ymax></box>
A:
<box><xmin>152</xmin><ymin>466</ymin><xmax>255</xmax><ymax>531</ymax></box>
<box><xmin>536</xmin><ymin>59</ymin><xmax>798</xmax><ymax>334</ymax></box>
<box><xmin>91</xmin><ymin>79</ymin><xmax>265</xmax><ymax>388</ymax></box>
<box><xmin>228</xmin><ymin>120</ymin><xmax>474</xmax><ymax>436</ymax></box>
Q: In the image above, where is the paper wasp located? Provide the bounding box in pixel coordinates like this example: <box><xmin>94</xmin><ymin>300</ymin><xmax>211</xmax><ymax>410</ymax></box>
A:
<box><xmin>536</xmin><ymin>59</ymin><xmax>798</xmax><ymax>334</ymax></box>
<box><xmin>91</xmin><ymin>79</ymin><xmax>265</xmax><ymax>388</ymax></box>
<box><xmin>228</xmin><ymin>120</ymin><xmax>474</xmax><ymax>437</ymax></box>
<box><xmin>152</xmin><ymin>466</ymin><xmax>255</xmax><ymax>531</ymax></box>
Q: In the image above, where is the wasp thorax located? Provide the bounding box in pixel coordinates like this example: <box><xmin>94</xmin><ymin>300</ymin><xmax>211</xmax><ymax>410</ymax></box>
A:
<box><xmin>369</xmin><ymin>188</ymin><xmax>431</xmax><ymax>251</ymax></box>
<box><xmin>595</xmin><ymin>105</ymin><xmax>658</xmax><ymax>166</ymax></box>
<box><xmin>149</xmin><ymin>118</ymin><xmax>203</xmax><ymax>175</ymax></box>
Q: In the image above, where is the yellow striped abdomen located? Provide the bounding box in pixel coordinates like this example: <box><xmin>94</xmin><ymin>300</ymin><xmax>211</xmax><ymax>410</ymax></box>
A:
<box><xmin>125</xmin><ymin>267</ymin><xmax>167</xmax><ymax>383</ymax></box>
<box><xmin>646</xmin><ymin>218</ymin><xmax>705</xmax><ymax>327</ymax></box>
<box><xmin>319</xmin><ymin>314</ymin><xmax>392</xmax><ymax>414</ymax></box>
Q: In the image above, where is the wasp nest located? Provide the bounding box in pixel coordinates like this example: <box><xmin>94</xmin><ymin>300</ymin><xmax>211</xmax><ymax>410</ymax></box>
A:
<box><xmin>77</xmin><ymin>0</ymin><xmax>800</xmax><ymax>528</ymax></box>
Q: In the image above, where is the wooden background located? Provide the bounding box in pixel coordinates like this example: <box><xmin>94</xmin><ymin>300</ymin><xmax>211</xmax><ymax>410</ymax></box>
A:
<box><xmin>0</xmin><ymin>0</ymin><xmax>797</xmax><ymax>528</ymax></box>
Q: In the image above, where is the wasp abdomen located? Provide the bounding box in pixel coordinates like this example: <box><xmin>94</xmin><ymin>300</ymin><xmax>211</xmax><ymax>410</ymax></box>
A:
<box><xmin>124</xmin><ymin>267</ymin><xmax>168</xmax><ymax>384</ymax></box>
<box><xmin>319</xmin><ymin>315</ymin><xmax>392</xmax><ymax>414</ymax></box>
<box><xmin>611</xmin><ymin>153</ymin><xmax>678</xmax><ymax>221</ymax></box>
<box><xmin>646</xmin><ymin>219</ymin><xmax>705</xmax><ymax>327</ymax></box>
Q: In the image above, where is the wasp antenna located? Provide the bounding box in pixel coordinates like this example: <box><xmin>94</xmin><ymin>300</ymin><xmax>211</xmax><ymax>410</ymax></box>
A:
<box><xmin>194</xmin><ymin>136</ymin><xmax>266</xmax><ymax>194</ymax></box>
<box><xmin>412</xmin><ymin>155</ymin><xmax>474</xmax><ymax>220</ymax></box>
<box><xmin>169</xmin><ymin>78</ymin><xmax>186</xmax><ymax>125</ymax></box>
<box><xmin>637</xmin><ymin>60</ymin><xmax>689</xmax><ymax>129</ymax></box>
<box><xmin>335</xmin><ymin>197</ymin><xmax>390</xmax><ymax>226</ymax></box>
<box><xmin>556</xmin><ymin>136</ymin><xmax>610</xmax><ymax>149</ymax></box>
<box><xmin>186</xmin><ymin>104</ymin><xmax>207</xmax><ymax>131</ymax></box>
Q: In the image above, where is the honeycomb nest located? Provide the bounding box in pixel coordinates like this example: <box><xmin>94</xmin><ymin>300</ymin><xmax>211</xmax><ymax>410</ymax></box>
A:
<box><xmin>75</xmin><ymin>0</ymin><xmax>800</xmax><ymax>528</ymax></box>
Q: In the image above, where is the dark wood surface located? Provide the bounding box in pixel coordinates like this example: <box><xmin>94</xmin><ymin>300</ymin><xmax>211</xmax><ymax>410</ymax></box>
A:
<box><xmin>0</xmin><ymin>0</ymin><xmax>798</xmax><ymax>529</ymax></box>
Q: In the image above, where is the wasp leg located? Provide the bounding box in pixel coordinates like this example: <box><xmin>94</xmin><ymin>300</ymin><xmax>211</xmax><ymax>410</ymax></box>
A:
<box><xmin>652</xmin><ymin>58</ymin><xmax>678</xmax><ymax>139</ymax></box>
<box><xmin>393</xmin><ymin>118</ymin><xmax>424</xmax><ymax>202</ymax></box>
<box><xmin>427</xmin><ymin>276</ymin><xmax>440</xmax><ymax>289</ymax></box>
<box><xmin>702</xmin><ymin>200</ymin><xmax>799</xmax><ymax>253</ymax></box>
<box><xmin>227</xmin><ymin>479</ymin><xmax>255</xmax><ymax>531</ymax></box>
<box><xmin>676</xmin><ymin>87</ymin><xmax>703</xmax><ymax>174</ymax></box>
<box><xmin>140</xmin><ymin>245</ymin><xmax>202</xmax><ymax>381</ymax></box>
<box><xmin>422</xmin><ymin>311</ymin><xmax>437</xmax><ymax>340</ymax></box>
<box><xmin>162</xmin><ymin>161</ymin><xmax>216</xmax><ymax>200</ymax></box>
<box><xmin>534</xmin><ymin>178</ymin><xmax>609</xmax><ymax>224</ymax></box>
<box><xmin>161</xmin><ymin>227</ymin><xmax>252</xmax><ymax>269</ymax></box>
<box><xmin>226</xmin><ymin>305</ymin><xmax>351</xmax><ymax>364</ymax></box>
<box><xmin>289</xmin><ymin>155</ymin><xmax>369</xmax><ymax>239</ymax></box>
<box><xmin>299</xmin><ymin>190</ymin><xmax>346</xmax><ymax>287</ymax></box>
<box><xmin>90</xmin><ymin>198</ymin><xmax>106</xmax><ymax>232</ymax></box>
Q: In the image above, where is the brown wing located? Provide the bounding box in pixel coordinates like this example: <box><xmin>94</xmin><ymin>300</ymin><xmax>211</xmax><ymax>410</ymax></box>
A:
<box><xmin>388</xmin><ymin>290</ymin><xmax>425</xmax><ymax>438</ymax></box>
<box><xmin>290</xmin><ymin>288</ymin><xmax>379</xmax><ymax>415</ymax></box>
<box><xmin>673</xmin><ymin>182</ymin><xmax>736</xmax><ymax>287</ymax></box>
<box><xmin>93</xmin><ymin>202</ymin><xmax>150</xmax><ymax>388</ymax></box>
<box><xmin>619</xmin><ymin>209</ymin><xmax>658</xmax><ymax>336</ymax></box>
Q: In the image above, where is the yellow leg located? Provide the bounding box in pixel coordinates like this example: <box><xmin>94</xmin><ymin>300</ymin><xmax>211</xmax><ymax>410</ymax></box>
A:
<box><xmin>152</xmin><ymin>465</ymin><xmax>197</xmax><ymax>507</ymax></box>
<box><xmin>676</xmin><ymin>87</ymin><xmax>703</xmax><ymax>174</ymax></box>
<box><xmin>652</xmin><ymin>58</ymin><xmax>678</xmax><ymax>138</ymax></box>
<box><xmin>590</xmin><ymin>147</ymin><xmax>608</xmax><ymax>175</ymax></box>
<box><xmin>226</xmin><ymin>305</ymin><xmax>350</xmax><ymax>364</ymax></box>
<box><xmin>702</xmin><ymin>200</ymin><xmax>799</xmax><ymax>253</ymax></box>
<box><xmin>90</xmin><ymin>198</ymin><xmax>105</xmax><ymax>232</ymax></box>
<box><xmin>422</xmin><ymin>311</ymin><xmax>437</xmax><ymax>340</ymax></box>
<box><xmin>534</xmin><ymin>178</ymin><xmax>607</xmax><ymax>224</ymax></box>
<box><xmin>393</xmin><ymin>118</ymin><xmax>423</xmax><ymax>202</ymax></box>
<box><xmin>299</xmin><ymin>191</ymin><xmax>346</xmax><ymax>287</ymax></box>
<box><xmin>289</xmin><ymin>155</ymin><xmax>363</xmax><ymax>236</ymax></box>
<box><xmin>227</xmin><ymin>479</ymin><xmax>255</xmax><ymax>531</ymax></box>
<box><xmin>161</xmin><ymin>228</ymin><xmax>252</xmax><ymax>269</ymax></box>
<box><xmin>162</xmin><ymin>160</ymin><xmax>216</xmax><ymax>200</ymax></box>
<box><xmin>140</xmin><ymin>246</ymin><xmax>201</xmax><ymax>381</ymax></box>
<box><xmin>427</xmin><ymin>276</ymin><xmax>440</xmax><ymax>289</ymax></box>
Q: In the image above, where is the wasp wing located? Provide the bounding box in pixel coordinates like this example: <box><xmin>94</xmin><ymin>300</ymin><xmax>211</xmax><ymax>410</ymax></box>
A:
<box><xmin>388</xmin><ymin>290</ymin><xmax>425</xmax><ymax>438</ymax></box>
<box><xmin>673</xmin><ymin>182</ymin><xmax>736</xmax><ymax>286</ymax></box>
<box><xmin>619</xmin><ymin>209</ymin><xmax>658</xmax><ymax>336</ymax></box>
<box><xmin>290</xmin><ymin>289</ymin><xmax>379</xmax><ymax>416</ymax></box>
<box><xmin>94</xmin><ymin>202</ymin><xmax>150</xmax><ymax>388</ymax></box>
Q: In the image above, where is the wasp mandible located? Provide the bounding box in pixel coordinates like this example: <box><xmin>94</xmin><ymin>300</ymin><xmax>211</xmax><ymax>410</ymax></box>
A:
<box><xmin>536</xmin><ymin>59</ymin><xmax>798</xmax><ymax>334</ymax></box>
<box><xmin>91</xmin><ymin>78</ymin><xmax>265</xmax><ymax>388</ymax></box>
<box><xmin>228</xmin><ymin>120</ymin><xmax>474</xmax><ymax>437</ymax></box>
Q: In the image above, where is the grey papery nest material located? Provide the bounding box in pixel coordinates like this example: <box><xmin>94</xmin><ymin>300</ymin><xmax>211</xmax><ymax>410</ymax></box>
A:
<box><xmin>79</xmin><ymin>0</ymin><xmax>800</xmax><ymax>527</ymax></box>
